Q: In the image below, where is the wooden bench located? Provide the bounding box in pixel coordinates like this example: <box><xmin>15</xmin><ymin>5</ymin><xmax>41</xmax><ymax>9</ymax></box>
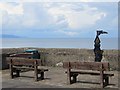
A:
<box><xmin>7</xmin><ymin>57</ymin><xmax>48</xmax><ymax>81</ymax></box>
<box><xmin>63</xmin><ymin>62</ymin><xmax>114</xmax><ymax>88</ymax></box>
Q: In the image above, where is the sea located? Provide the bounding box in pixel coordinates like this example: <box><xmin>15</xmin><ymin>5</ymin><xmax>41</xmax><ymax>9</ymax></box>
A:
<box><xmin>1</xmin><ymin>38</ymin><xmax>118</xmax><ymax>50</ymax></box>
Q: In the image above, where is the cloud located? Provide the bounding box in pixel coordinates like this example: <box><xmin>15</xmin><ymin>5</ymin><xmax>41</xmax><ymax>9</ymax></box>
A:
<box><xmin>61</xmin><ymin>31</ymin><xmax>78</xmax><ymax>36</ymax></box>
<box><xmin>2</xmin><ymin>2</ymin><xmax>107</xmax><ymax>37</ymax></box>
<box><xmin>2</xmin><ymin>3</ymin><xmax>55</xmax><ymax>29</ymax></box>
<box><xmin>0</xmin><ymin>2</ymin><xmax>24</xmax><ymax>15</ymax></box>
<box><xmin>56</xmin><ymin>29</ymin><xmax>78</xmax><ymax>36</ymax></box>
<box><xmin>46</xmin><ymin>3</ymin><xmax>106</xmax><ymax>30</ymax></box>
<box><xmin>0</xmin><ymin>0</ymin><xmax>119</xmax><ymax>2</ymax></box>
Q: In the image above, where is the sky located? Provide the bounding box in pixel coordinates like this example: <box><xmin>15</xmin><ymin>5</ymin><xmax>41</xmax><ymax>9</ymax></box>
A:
<box><xmin>0</xmin><ymin>0</ymin><xmax>118</xmax><ymax>38</ymax></box>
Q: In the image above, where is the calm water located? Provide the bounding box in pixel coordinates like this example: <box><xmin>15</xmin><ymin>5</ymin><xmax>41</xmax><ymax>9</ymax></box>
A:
<box><xmin>1</xmin><ymin>38</ymin><xmax>118</xmax><ymax>49</ymax></box>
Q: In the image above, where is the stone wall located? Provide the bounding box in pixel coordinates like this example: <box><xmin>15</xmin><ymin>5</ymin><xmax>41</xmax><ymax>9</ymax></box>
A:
<box><xmin>1</xmin><ymin>48</ymin><xmax>119</xmax><ymax>70</ymax></box>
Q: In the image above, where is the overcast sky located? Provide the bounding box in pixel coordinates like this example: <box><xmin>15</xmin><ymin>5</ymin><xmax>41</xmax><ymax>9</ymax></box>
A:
<box><xmin>0</xmin><ymin>0</ymin><xmax>118</xmax><ymax>38</ymax></box>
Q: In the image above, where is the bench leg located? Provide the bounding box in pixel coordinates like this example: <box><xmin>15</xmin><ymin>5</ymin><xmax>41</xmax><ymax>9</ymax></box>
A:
<box><xmin>73</xmin><ymin>76</ymin><xmax>76</xmax><ymax>83</ymax></box>
<box><xmin>72</xmin><ymin>74</ymin><xmax>78</xmax><ymax>83</ymax></box>
<box><xmin>16</xmin><ymin>70</ymin><xmax>20</xmax><ymax>77</ymax></box>
<box><xmin>104</xmin><ymin>75</ymin><xmax>109</xmax><ymax>86</ymax></box>
<box><xmin>72</xmin><ymin>76</ymin><xmax>76</xmax><ymax>83</ymax></box>
<box><xmin>9</xmin><ymin>59</ymin><xmax>14</xmax><ymax>79</ymax></box>
<box><xmin>100</xmin><ymin>71</ymin><xmax>104</xmax><ymax>88</ymax></box>
<box><xmin>34</xmin><ymin>69</ymin><xmax>38</xmax><ymax>81</ymax></box>
<box><xmin>10</xmin><ymin>68</ymin><xmax>14</xmax><ymax>79</ymax></box>
<box><xmin>40</xmin><ymin>72</ymin><xmax>44</xmax><ymax>80</ymax></box>
<box><xmin>67</xmin><ymin>73</ymin><xmax>72</xmax><ymax>84</ymax></box>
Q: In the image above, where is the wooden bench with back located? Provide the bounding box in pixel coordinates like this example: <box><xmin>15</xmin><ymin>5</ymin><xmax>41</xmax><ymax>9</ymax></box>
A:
<box><xmin>63</xmin><ymin>62</ymin><xmax>114</xmax><ymax>88</ymax></box>
<box><xmin>7</xmin><ymin>57</ymin><xmax>48</xmax><ymax>81</ymax></box>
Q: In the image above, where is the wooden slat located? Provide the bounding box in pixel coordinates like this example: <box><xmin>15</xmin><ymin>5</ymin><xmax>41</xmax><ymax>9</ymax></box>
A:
<box><xmin>7</xmin><ymin>57</ymin><xmax>42</xmax><ymax>66</ymax></box>
<box><xmin>9</xmin><ymin>53</ymin><xmax>32</xmax><ymax>58</ymax></box>
<box><xmin>13</xmin><ymin>66</ymin><xmax>49</xmax><ymax>71</ymax></box>
<box><xmin>13</xmin><ymin>66</ymin><xmax>34</xmax><ymax>70</ymax></box>
<box><xmin>65</xmin><ymin>71</ymin><xmax>114</xmax><ymax>76</ymax></box>
<box><xmin>63</xmin><ymin>62</ymin><xmax>109</xmax><ymax>71</ymax></box>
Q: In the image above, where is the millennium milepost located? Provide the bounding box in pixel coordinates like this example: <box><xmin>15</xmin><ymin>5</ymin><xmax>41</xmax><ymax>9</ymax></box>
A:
<box><xmin>94</xmin><ymin>30</ymin><xmax>108</xmax><ymax>62</ymax></box>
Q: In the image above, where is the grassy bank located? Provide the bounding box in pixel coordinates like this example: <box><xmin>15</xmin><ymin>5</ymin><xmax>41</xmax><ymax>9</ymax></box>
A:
<box><xmin>1</xmin><ymin>48</ymin><xmax>119</xmax><ymax>70</ymax></box>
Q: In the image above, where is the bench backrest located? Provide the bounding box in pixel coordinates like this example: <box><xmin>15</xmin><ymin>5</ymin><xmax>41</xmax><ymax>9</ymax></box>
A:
<box><xmin>9</xmin><ymin>53</ymin><xmax>33</xmax><ymax>58</ymax></box>
<box><xmin>7</xmin><ymin>57</ymin><xmax>42</xmax><ymax>66</ymax></box>
<box><xmin>63</xmin><ymin>62</ymin><xmax>110</xmax><ymax>71</ymax></box>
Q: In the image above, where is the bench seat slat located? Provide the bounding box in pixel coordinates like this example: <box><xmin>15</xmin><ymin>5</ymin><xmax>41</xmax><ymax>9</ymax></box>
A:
<box><xmin>13</xmin><ymin>66</ymin><xmax>48</xmax><ymax>72</ymax></box>
<box><xmin>65</xmin><ymin>71</ymin><xmax>114</xmax><ymax>76</ymax></box>
<box><xmin>13</xmin><ymin>66</ymin><xmax>34</xmax><ymax>70</ymax></box>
